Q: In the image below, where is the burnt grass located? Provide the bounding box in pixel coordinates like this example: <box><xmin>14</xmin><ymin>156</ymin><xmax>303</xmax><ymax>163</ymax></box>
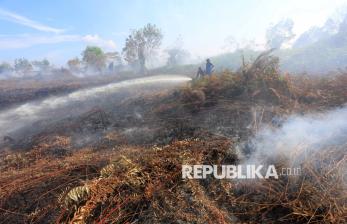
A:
<box><xmin>1</xmin><ymin>56</ymin><xmax>347</xmax><ymax>223</ymax></box>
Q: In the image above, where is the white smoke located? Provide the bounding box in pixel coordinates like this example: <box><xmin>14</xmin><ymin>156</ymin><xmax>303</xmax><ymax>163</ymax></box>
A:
<box><xmin>244</xmin><ymin>106</ymin><xmax>347</xmax><ymax>165</ymax></box>
<box><xmin>0</xmin><ymin>75</ymin><xmax>191</xmax><ymax>139</ymax></box>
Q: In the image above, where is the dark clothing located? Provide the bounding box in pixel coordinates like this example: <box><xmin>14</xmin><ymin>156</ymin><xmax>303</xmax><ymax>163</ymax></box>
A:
<box><xmin>196</xmin><ymin>67</ymin><xmax>205</xmax><ymax>78</ymax></box>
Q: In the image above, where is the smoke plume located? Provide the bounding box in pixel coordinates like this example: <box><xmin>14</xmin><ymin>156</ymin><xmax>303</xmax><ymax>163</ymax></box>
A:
<box><xmin>243</xmin><ymin>106</ymin><xmax>347</xmax><ymax>165</ymax></box>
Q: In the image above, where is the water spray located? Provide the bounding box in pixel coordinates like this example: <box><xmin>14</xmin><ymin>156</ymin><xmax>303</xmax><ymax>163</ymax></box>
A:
<box><xmin>0</xmin><ymin>75</ymin><xmax>191</xmax><ymax>140</ymax></box>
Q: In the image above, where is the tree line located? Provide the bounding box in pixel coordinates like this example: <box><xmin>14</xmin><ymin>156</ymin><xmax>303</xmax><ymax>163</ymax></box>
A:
<box><xmin>0</xmin><ymin>23</ymin><xmax>190</xmax><ymax>78</ymax></box>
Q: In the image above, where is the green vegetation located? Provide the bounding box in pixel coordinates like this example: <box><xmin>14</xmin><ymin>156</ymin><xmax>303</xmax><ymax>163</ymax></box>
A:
<box><xmin>82</xmin><ymin>46</ymin><xmax>107</xmax><ymax>72</ymax></box>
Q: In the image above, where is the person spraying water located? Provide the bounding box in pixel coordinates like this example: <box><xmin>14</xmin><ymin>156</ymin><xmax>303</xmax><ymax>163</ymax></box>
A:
<box><xmin>205</xmin><ymin>58</ymin><xmax>214</xmax><ymax>76</ymax></box>
<box><xmin>196</xmin><ymin>59</ymin><xmax>215</xmax><ymax>78</ymax></box>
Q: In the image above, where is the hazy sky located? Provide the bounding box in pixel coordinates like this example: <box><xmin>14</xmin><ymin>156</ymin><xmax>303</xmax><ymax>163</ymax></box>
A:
<box><xmin>0</xmin><ymin>0</ymin><xmax>346</xmax><ymax>65</ymax></box>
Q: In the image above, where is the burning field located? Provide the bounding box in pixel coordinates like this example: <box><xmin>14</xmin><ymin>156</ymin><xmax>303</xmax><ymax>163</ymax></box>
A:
<box><xmin>0</xmin><ymin>53</ymin><xmax>346</xmax><ymax>223</ymax></box>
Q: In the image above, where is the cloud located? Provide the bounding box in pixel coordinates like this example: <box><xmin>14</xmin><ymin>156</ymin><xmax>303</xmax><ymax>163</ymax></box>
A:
<box><xmin>0</xmin><ymin>8</ymin><xmax>64</xmax><ymax>33</ymax></box>
<box><xmin>0</xmin><ymin>34</ymin><xmax>117</xmax><ymax>51</ymax></box>
<box><xmin>82</xmin><ymin>34</ymin><xmax>117</xmax><ymax>50</ymax></box>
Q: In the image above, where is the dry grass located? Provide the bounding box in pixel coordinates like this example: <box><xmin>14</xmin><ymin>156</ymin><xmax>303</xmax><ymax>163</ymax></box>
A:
<box><xmin>229</xmin><ymin>144</ymin><xmax>347</xmax><ymax>223</ymax></box>
<box><xmin>3</xmin><ymin>137</ymin><xmax>342</xmax><ymax>223</ymax></box>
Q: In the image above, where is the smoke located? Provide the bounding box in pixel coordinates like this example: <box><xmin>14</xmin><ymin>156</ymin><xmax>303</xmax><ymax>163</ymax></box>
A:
<box><xmin>242</xmin><ymin>106</ymin><xmax>347</xmax><ymax>165</ymax></box>
<box><xmin>0</xmin><ymin>75</ymin><xmax>191</xmax><ymax>141</ymax></box>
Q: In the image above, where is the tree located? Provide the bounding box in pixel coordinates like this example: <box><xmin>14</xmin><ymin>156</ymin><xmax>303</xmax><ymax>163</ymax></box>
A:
<box><xmin>82</xmin><ymin>46</ymin><xmax>106</xmax><ymax>72</ymax></box>
<box><xmin>32</xmin><ymin>59</ymin><xmax>50</xmax><ymax>72</ymax></box>
<box><xmin>122</xmin><ymin>23</ymin><xmax>163</xmax><ymax>74</ymax></box>
<box><xmin>266</xmin><ymin>19</ymin><xmax>295</xmax><ymax>49</ymax></box>
<box><xmin>14</xmin><ymin>58</ymin><xmax>33</xmax><ymax>74</ymax></box>
<box><xmin>0</xmin><ymin>62</ymin><xmax>13</xmax><ymax>74</ymax></box>
<box><xmin>67</xmin><ymin>57</ymin><xmax>81</xmax><ymax>73</ymax></box>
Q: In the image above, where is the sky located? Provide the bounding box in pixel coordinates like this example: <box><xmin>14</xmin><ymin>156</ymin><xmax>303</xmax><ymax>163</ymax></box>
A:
<box><xmin>0</xmin><ymin>0</ymin><xmax>346</xmax><ymax>66</ymax></box>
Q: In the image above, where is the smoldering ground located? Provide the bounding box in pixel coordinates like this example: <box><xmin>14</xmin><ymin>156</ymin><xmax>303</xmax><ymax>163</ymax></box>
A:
<box><xmin>239</xmin><ymin>105</ymin><xmax>347</xmax><ymax>174</ymax></box>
